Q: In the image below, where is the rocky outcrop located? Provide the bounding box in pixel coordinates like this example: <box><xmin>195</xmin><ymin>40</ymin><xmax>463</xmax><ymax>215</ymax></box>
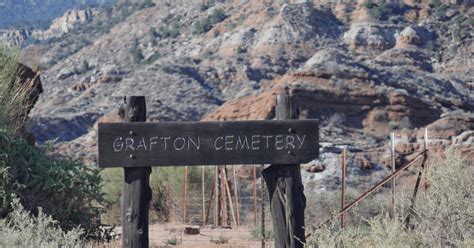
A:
<box><xmin>343</xmin><ymin>22</ymin><xmax>397</xmax><ymax>52</ymax></box>
<box><xmin>50</xmin><ymin>9</ymin><xmax>93</xmax><ymax>34</ymax></box>
<box><xmin>0</xmin><ymin>29</ymin><xmax>32</xmax><ymax>47</ymax></box>
<box><xmin>32</xmin><ymin>8</ymin><xmax>95</xmax><ymax>41</ymax></box>
<box><xmin>280</xmin><ymin>3</ymin><xmax>341</xmax><ymax>41</ymax></box>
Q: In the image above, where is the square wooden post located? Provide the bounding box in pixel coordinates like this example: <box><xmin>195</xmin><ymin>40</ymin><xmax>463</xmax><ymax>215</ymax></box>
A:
<box><xmin>262</xmin><ymin>92</ymin><xmax>307</xmax><ymax>248</ymax></box>
<box><xmin>121</xmin><ymin>96</ymin><xmax>152</xmax><ymax>248</ymax></box>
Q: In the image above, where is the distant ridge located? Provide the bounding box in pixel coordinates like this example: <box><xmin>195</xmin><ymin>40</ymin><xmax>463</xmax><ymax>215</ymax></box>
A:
<box><xmin>0</xmin><ymin>0</ymin><xmax>115</xmax><ymax>28</ymax></box>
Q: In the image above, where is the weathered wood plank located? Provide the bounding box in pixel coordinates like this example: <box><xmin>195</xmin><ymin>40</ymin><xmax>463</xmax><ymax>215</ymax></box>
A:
<box><xmin>98</xmin><ymin>120</ymin><xmax>319</xmax><ymax>167</ymax></box>
<box><xmin>262</xmin><ymin>93</ymin><xmax>307</xmax><ymax>248</ymax></box>
<box><xmin>121</xmin><ymin>96</ymin><xmax>151</xmax><ymax>248</ymax></box>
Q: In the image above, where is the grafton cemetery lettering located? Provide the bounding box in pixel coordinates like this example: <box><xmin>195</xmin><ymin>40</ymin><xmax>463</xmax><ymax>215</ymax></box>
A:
<box><xmin>98</xmin><ymin>120</ymin><xmax>319</xmax><ymax>167</ymax></box>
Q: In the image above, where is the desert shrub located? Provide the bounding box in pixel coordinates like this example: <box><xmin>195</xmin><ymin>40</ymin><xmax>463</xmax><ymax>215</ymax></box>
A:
<box><xmin>0</xmin><ymin>132</ymin><xmax>107</xmax><ymax>235</ymax></box>
<box><xmin>165</xmin><ymin>237</ymin><xmax>180</xmax><ymax>245</ymax></box>
<box><xmin>236</xmin><ymin>46</ymin><xmax>247</xmax><ymax>54</ymax></box>
<box><xmin>307</xmin><ymin>213</ymin><xmax>418</xmax><ymax>247</ymax></box>
<box><xmin>362</xmin><ymin>1</ymin><xmax>408</xmax><ymax>20</ymax></box>
<box><xmin>194</xmin><ymin>8</ymin><xmax>227</xmax><ymax>34</ymax></box>
<box><xmin>211</xmin><ymin>234</ymin><xmax>229</xmax><ymax>244</ymax></box>
<box><xmin>138</xmin><ymin>0</ymin><xmax>155</xmax><ymax>9</ymax></box>
<box><xmin>407</xmin><ymin>150</ymin><xmax>473</xmax><ymax>246</ymax></box>
<box><xmin>73</xmin><ymin>59</ymin><xmax>91</xmax><ymax>75</ymax></box>
<box><xmin>362</xmin><ymin>0</ymin><xmax>375</xmax><ymax>9</ymax></box>
<box><xmin>250</xmin><ymin>224</ymin><xmax>273</xmax><ymax>241</ymax></box>
<box><xmin>129</xmin><ymin>39</ymin><xmax>144</xmax><ymax>63</ymax></box>
<box><xmin>0</xmin><ymin>198</ymin><xmax>84</xmax><ymax>247</ymax></box>
<box><xmin>158</xmin><ymin>23</ymin><xmax>180</xmax><ymax>39</ymax></box>
<box><xmin>307</xmin><ymin>150</ymin><xmax>474</xmax><ymax>247</ymax></box>
<box><xmin>148</xmin><ymin>27</ymin><xmax>158</xmax><ymax>45</ymax></box>
<box><xmin>145</xmin><ymin>52</ymin><xmax>162</xmax><ymax>65</ymax></box>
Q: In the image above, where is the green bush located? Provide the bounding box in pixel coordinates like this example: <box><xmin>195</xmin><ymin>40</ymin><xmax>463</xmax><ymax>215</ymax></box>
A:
<box><xmin>148</xmin><ymin>27</ymin><xmax>158</xmax><ymax>45</ymax></box>
<box><xmin>211</xmin><ymin>234</ymin><xmax>229</xmax><ymax>244</ymax></box>
<box><xmin>362</xmin><ymin>1</ymin><xmax>408</xmax><ymax>20</ymax></box>
<box><xmin>129</xmin><ymin>39</ymin><xmax>144</xmax><ymax>63</ymax></box>
<box><xmin>165</xmin><ymin>237</ymin><xmax>180</xmax><ymax>245</ymax></box>
<box><xmin>194</xmin><ymin>8</ymin><xmax>227</xmax><ymax>34</ymax></box>
<box><xmin>145</xmin><ymin>52</ymin><xmax>162</xmax><ymax>65</ymax></box>
<box><xmin>236</xmin><ymin>46</ymin><xmax>247</xmax><ymax>54</ymax></box>
<box><xmin>0</xmin><ymin>132</ymin><xmax>107</xmax><ymax>235</ymax></box>
<box><xmin>158</xmin><ymin>23</ymin><xmax>180</xmax><ymax>39</ymax></box>
<box><xmin>250</xmin><ymin>224</ymin><xmax>273</xmax><ymax>241</ymax></box>
<box><xmin>0</xmin><ymin>198</ymin><xmax>84</xmax><ymax>247</ymax></box>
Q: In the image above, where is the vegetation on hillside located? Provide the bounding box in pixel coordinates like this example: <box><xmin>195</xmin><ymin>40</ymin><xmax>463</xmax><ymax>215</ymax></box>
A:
<box><xmin>194</xmin><ymin>8</ymin><xmax>227</xmax><ymax>34</ymax></box>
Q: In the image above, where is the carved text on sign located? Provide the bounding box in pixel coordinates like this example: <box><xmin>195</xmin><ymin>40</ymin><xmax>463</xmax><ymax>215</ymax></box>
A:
<box><xmin>111</xmin><ymin>134</ymin><xmax>307</xmax><ymax>152</ymax></box>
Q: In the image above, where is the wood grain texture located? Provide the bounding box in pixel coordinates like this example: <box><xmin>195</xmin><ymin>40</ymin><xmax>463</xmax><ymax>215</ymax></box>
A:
<box><xmin>98</xmin><ymin>120</ymin><xmax>319</xmax><ymax>168</ymax></box>
<box><xmin>121</xmin><ymin>96</ymin><xmax>152</xmax><ymax>248</ymax></box>
<box><xmin>262</xmin><ymin>93</ymin><xmax>308</xmax><ymax>248</ymax></box>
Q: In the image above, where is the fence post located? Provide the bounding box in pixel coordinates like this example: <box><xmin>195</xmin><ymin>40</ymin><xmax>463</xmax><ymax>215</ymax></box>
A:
<box><xmin>202</xmin><ymin>166</ymin><xmax>206</xmax><ymax>224</ymax></box>
<box><xmin>183</xmin><ymin>166</ymin><xmax>188</xmax><ymax>223</ymax></box>
<box><xmin>391</xmin><ymin>132</ymin><xmax>396</xmax><ymax>216</ymax></box>
<box><xmin>221</xmin><ymin>167</ymin><xmax>228</xmax><ymax>225</ymax></box>
<box><xmin>121</xmin><ymin>96</ymin><xmax>151</xmax><ymax>248</ymax></box>
<box><xmin>341</xmin><ymin>147</ymin><xmax>347</xmax><ymax>229</ymax></box>
<box><xmin>262</xmin><ymin>91</ymin><xmax>306</xmax><ymax>248</ymax></box>
<box><xmin>214</xmin><ymin>166</ymin><xmax>220</xmax><ymax>226</ymax></box>
<box><xmin>405</xmin><ymin>129</ymin><xmax>429</xmax><ymax>228</ymax></box>
<box><xmin>253</xmin><ymin>165</ymin><xmax>257</xmax><ymax>226</ymax></box>
<box><xmin>423</xmin><ymin>128</ymin><xmax>430</xmax><ymax>189</ymax></box>
<box><xmin>261</xmin><ymin>164</ymin><xmax>265</xmax><ymax>248</ymax></box>
<box><xmin>222</xmin><ymin>168</ymin><xmax>237</xmax><ymax>226</ymax></box>
<box><xmin>232</xmin><ymin>165</ymin><xmax>240</xmax><ymax>226</ymax></box>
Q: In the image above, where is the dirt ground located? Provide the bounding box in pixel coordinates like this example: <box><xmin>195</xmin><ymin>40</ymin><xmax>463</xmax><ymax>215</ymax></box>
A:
<box><xmin>102</xmin><ymin>223</ymin><xmax>265</xmax><ymax>248</ymax></box>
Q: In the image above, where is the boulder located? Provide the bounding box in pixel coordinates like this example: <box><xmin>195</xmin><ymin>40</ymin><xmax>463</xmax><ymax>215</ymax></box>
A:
<box><xmin>343</xmin><ymin>22</ymin><xmax>397</xmax><ymax>52</ymax></box>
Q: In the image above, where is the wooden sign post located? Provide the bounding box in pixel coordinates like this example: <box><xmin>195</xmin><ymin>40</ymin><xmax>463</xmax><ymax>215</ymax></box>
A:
<box><xmin>98</xmin><ymin>94</ymin><xmax>319</xmax><ymax>248</ymax></box>
<box><xmin>262</xmin><ymin>93</ymin><xmax>307</xmax><ymax>248</ymax></box>
<box><xmin>120</xmin><ymin>96</ymin><xmax>151</xmax><ymax>248</ymax></box>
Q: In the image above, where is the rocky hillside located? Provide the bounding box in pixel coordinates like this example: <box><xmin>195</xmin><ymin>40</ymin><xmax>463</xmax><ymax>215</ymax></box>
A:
<box><xmin>14</xmin><ymin>0</ymin><xmax>472</xmax><ymax>170</ymax></box>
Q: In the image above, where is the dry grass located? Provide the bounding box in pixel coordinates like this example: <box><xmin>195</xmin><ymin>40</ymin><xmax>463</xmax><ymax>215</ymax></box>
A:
<box><xmin>0</xmin><ymin>44</ymin><xmax>33</xmax><ymax>134</ymax></box>
<box><xmin>307</xmin><ymin>150</ymin><xmax>474</xmax><ymax>247</ymax></box>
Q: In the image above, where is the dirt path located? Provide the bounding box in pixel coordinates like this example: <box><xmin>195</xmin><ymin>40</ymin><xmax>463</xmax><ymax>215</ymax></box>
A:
<box><xmin>106</xmin><ymin>223</ymin><xmax>263</xmax><ymax>247</ymax></box>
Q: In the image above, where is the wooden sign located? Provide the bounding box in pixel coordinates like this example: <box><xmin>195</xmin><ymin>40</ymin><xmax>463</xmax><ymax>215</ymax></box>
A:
<box><xmin>98</xmin><ymin>120</ymin><xmax>319</xmax><ymax>168</ymax></box>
